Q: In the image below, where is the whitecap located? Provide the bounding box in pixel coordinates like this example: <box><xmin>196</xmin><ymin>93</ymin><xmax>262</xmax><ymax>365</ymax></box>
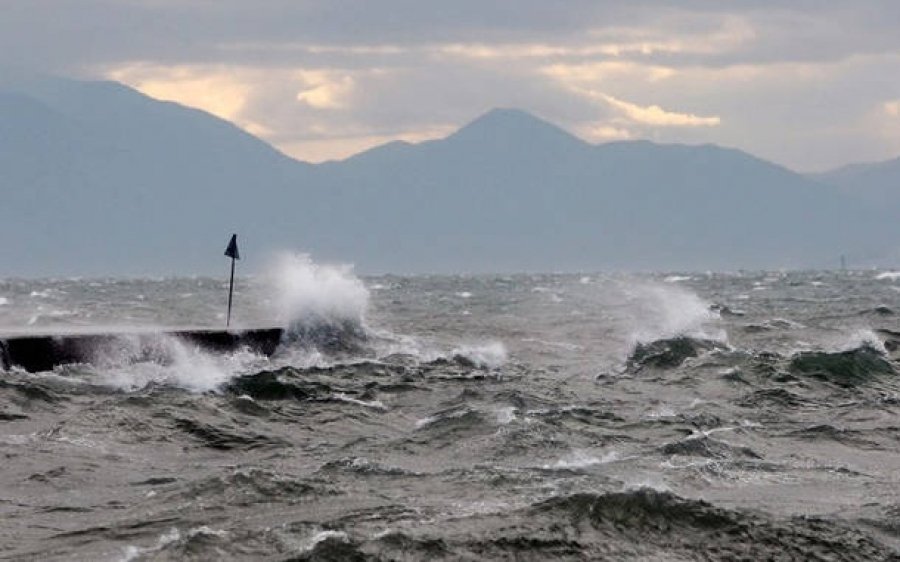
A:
<box><xmin>84</xmin><ymin>333</ymin><xmax>269</xmax><ymax>393</ymax></box>
<box><xmin>120</xmin><ymin>527</ymin><xmax>182</xmax><ymax>562</ymax></box>
<box><xmin>826</xmin><ymin>328</ymin><xmax>887</xmax><ymax>354</ymax></box>
<box><xmin>332</xmin><ymin>392</ymin><xmax>387</xmax><ymax>411</ymax></box>
<box><xmin>451</xmin><ymin>341</ymin><xmax>508</xmax><ymax>368</ymax></box>
<box><xmin>521</xmin><ymin>338</ymin><xmax>581</xmax><ymax>351</ymax></box>
<box><xmin>622</xmin><ymin>478</ymin><xmax>671</xmax><ymax>493</ymax></box>
<box><xmin>645</xmin><ymin>405</ymin><xmax>677</xmax><ymax>419</ymax></box>
<box><xmin>495</xmin><ymin>406</ymin><xmax>517</xmax><ymax>424</ymax></box>
<box><xmin>414</xmin><ymin>415</ymin><xmax>439</xmax><ymax>429</ymax></box>
<box><xmin>543</xmin><ymin>450</ymin><xmax>619</xmax><ymax>470</ymax></box>
<box><xmin>302</xmin><ymin>530</ymin><xmax>349</xmax><ymax>552</ymax></box>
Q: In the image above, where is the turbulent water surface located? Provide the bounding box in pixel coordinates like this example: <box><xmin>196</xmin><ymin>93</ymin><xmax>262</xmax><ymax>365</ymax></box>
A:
<box><xmin>2</xmin><ymin>260</ymin><xmax>900</xmax><ymax>560</ymax></box>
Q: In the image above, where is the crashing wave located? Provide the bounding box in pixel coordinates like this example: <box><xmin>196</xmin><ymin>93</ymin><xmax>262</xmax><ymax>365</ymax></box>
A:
<box><xmin>265</xmin><ymin>252</ymin><xmax>373</xmax><ymax>355</ymax></box>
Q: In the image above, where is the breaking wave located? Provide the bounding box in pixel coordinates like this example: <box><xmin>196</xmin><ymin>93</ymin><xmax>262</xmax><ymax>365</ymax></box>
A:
<box><xmin>623</xmin><ymin>282</ymin><xmax>724</xmax><ymax>346</ymax></box>
<box><xmin>264</xmin><ymin>252</ymin><xmax>371</xmax><ymax>354</ymax></box>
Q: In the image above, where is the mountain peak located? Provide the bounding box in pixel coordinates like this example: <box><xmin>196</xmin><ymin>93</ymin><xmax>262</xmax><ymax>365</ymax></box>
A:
<box><xmin>449</xmin><ymin>108</ymin><xmax>585</xmax><ymax>149</ymax></box>
<box><xmin>467</xmin><ymin>107</ymin><xmax>544</xmax><ymax>126</ymax></box>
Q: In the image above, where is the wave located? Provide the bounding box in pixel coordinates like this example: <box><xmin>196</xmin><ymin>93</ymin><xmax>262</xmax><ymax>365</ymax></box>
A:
<box><xmin>737</xmin><ymin>387</ymin><xmax>812</xmax><ymax>408</ymax></box>
<box><xmin>742</xmin><ymin>317</ymin><xmax>805</xmax><ymax>332</ymax></box>
<box><xmin>859</xmin><ymin>305</ymin><xmax>894</xmax><ymax>316</ymax></box>
<box><xmin>2</xmin><ymin>256</ymin><xmax>516</xmax><ymax>398</ymax></box>
<box><xmin>100</xmin><ymin>486</ymin><xmax>896</xmax><ymax>561</ymax></box>
<box><xmin>524</xmin><ymin>405</ymin><xmax>624</xmax><ymax>424</ymax></box>
<box><xmin>659</xmin><ymin>435</ymin><xmax>762</xmax><ymax>460</ymax></box>
<box><xmin>709</xmin><ymin>303</ymin><xmax>746</xmax><ymax>317</ymax></box>
<box><xmin>3</xmin><ymin>255</ymin><xmax>380</xmax><ymax>392</ymax></box>
<box><xmin>789</xmin><ymin>424</ymin><xmax>882</xmax><ymax>448</ymax></box>
<box><xmin>318</xmin><ymin>457</ymin><xmax>420</xmax><ymax>478</ymax></box>
<box><xmin>0</xmin><ymin>376</ymin><xmax>65</xmax><ymax>405</ymax></box>
<box><xmin>289</xmin><ymin>489</ymin><xmax>898</xmax><ymax>561</ymax></box>
<box><xmin>414</xmin><ymin>406</ymin><xmax>488</xmax><ymax>432</ymax></box>
<box><xmin>788</xmin><ymin>345</ymin><xmax>895</xmax><ymax>388</ymax></box>
<box><xmin>264</xmin><ymin>252</ymin><xmax>371</xmax><ymax>355</ymax></box>
<box><xmin>448</xmin><ymin>342</ymin><xmax>508</xmax><ymax>369</ymax></box>
<box><xmin>627</xmin><ymin>336</ymin><xmax>727</xmax><ymax>372</ymax></box>
<box><xmin>623</xmin><ymin>282</ymin><xmax>725</xmax><ymax>347</ymax></box>
<box><xmin>224</xmin><ymin>369</ymin><xmax>330</xmax><ymax>401</ymax></box>
<box><xmin>541</xmin><ymin>449</ymin><xmax>620</xmax><ymax>470</ymax></box>
<box><xmin>517</xmin><ymin>489</ymin><xmax>891</xmax><ymax>560</ymax></box>
<box><xmin>173</xmin><ymin>417</ymin><xmax>288</xmax><ymax>450</ymax></box>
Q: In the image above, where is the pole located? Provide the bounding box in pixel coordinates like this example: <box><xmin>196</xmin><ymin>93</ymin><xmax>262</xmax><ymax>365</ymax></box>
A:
<box><xmin>226</xmin><ymin>256</ymin><xmax>236</xmax><ymax>327</ymax></box>
<box><xmin>223</xmin><ymin>234</ymin><xmax>240</xmax><ymax>328</ymax></box>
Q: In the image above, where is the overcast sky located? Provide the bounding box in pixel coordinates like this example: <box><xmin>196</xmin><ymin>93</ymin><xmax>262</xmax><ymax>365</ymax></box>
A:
<box><xmin>3</xmin><ymin>1</ymin><xmax>900</xmax><ymax>171</ymax></box>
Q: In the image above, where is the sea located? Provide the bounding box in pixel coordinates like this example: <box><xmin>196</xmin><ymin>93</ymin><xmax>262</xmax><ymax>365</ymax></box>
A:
<box><xmin>1</xmin><ymin>254</ymin><xmax>900</xmax><ymax>560</ymax></box>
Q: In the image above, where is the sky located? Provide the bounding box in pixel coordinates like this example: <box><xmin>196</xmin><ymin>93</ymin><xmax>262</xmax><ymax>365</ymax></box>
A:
<box><xmin>2</xmin><ymin>1</ymin><xmax>900</xmax><ymax>172</ymax></box>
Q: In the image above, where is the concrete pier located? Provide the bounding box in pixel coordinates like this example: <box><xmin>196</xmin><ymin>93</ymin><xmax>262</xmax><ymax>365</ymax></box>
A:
<box><xmin>0</xmin><ymin>328</ymin><xmax>284</xmax><ymax>373</ymax></box>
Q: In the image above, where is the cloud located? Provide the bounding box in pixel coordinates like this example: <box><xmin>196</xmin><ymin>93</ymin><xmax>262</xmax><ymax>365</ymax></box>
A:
<box><xmin>280</xmin><ymin>124</ymin><xmax>457</xmax><ymax>163</ymax></box>
<box><xmin>539</xmin><ymin>60</ymin><xmax>721</xmax><ymax>128</ymax></box>
<box><xmin>295</xmin><ymin>70</ymin><xmax>356</xmax><ymax>109</ymax></box>
<box><xmin>107</xmin><ymin>63</ymin><xmax>252</xmax><ymax>122</ymax></box>
<box><xmin>541</xmin><ymin>61</ymin><xmax>676</xmax><ymax>84</ymax></box>
<box><xmin>885</xmin><ymin>100</ymin><xmax>900</xmax><ymax>117</ymax></box>
<box><xmin>596</xmin><ymin>92</ymin><xmax>720</xmax><ymax>127</ymax></box>
<box><xmin>576</xmin><ymin>123</ymin><xmax>633</xmax><ymax>142</ymax></box>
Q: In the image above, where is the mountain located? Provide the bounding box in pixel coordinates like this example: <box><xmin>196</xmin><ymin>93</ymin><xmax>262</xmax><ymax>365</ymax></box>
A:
<box><xmin>0</xmin><ymin>77</ymin><xmax>894</xmax><ymax>276</ymax></box>
<box><xmin>0</xmin><ymin>72</ymin><xmax>310</xmax><ymax>276</ymax></box>
<box><xmin>309</xmin><ymin>109</ymin><xmax>883</xmax><ymax>272</ymax></box>
<box><xmin>813</xmin><ymin>157</ymin><xmax>900</xmax><ymax>209</ymax></box>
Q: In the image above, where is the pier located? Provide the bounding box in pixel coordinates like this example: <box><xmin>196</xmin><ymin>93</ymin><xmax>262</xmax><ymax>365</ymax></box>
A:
<box><xmin>0</xmin><ymin>328</ymin><xmax>284</xmax><ymax>372</ymax></box>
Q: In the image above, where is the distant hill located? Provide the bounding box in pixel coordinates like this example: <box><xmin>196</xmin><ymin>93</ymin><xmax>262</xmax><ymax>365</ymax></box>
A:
<box><xmin>0</xmin><ymin>72</ymin><xmax>309</xmax><ymax>276</ymax></box>
<box><xmin>1</xmin><ymin>74</ymin><xmax>896</xmax><ymax>276</ymax></box>
<box><xmin>309</xmin><ymin>109</ymin><xmax>885</xmax><ymax>272</ymax></box>
<box><xmin>813</xmin><ymin>157</ymin><xmax>900</xmax><ymax>208</ymax></box>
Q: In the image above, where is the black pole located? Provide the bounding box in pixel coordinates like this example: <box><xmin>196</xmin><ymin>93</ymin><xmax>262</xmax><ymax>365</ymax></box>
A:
<box><xmin>224</xmin><ymin>234</ymin><xmax>240</xmax><ymax>328</ymax></box>
<box><xmin>226</xmin><ymin>256</ymin><xmax>236</xmax><ymax>327</ymax></box>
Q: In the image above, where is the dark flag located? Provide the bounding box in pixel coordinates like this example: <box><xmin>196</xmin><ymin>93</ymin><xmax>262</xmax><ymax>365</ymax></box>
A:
<box><xmin>224</xmin><ymin>234</ymin><xmax>239</xmax><ymax>327</ymax></box>
<box><xmin>225</xmin><ymin>234</ymin><xmax>240</xmax><ymax>260</ymax></box>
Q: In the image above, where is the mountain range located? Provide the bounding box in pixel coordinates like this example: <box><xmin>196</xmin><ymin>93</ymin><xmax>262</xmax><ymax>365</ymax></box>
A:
<box><xmin>2</xmin><ymin>72</ymin><xmax>899</xmax><ymax>276</ymax></box>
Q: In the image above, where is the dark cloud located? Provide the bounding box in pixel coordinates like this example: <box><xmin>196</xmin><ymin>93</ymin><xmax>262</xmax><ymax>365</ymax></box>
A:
<box><xmin>3</xmin><ymin>1</ymin><xmax>899</xmax><ymax>71</ymax></box>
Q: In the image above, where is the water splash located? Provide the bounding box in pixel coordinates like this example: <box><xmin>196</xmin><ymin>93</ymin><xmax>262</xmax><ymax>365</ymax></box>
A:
<box><xmin>451</xmin><ymin>341</ymin><xmax>508</xmax><ymax>369</ymax></box>
<box><xmin>86</xmin><ymin>333</ymin><xmax>267</xmax><ymax>392</ymax></box>
<box><xmin>264</xmin><ymin>252</ymin><xmax>368</xmax><ymax>329</ymax></box>
<box><xmin>263</xmin><ymin>252</ymin><xmax>370</xmax><ymax>353</ymax></box>
<box><xmin>620</xmin><ymin>281</ymin><xmax>725</xmax><ymax>349</ymax></box>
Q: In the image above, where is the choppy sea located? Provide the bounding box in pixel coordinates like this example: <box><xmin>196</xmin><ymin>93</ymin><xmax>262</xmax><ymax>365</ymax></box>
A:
<box><xmin>2</xmin><ymin>255</ymin><xmax>900</xmax><ymax>560</ymax></box>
